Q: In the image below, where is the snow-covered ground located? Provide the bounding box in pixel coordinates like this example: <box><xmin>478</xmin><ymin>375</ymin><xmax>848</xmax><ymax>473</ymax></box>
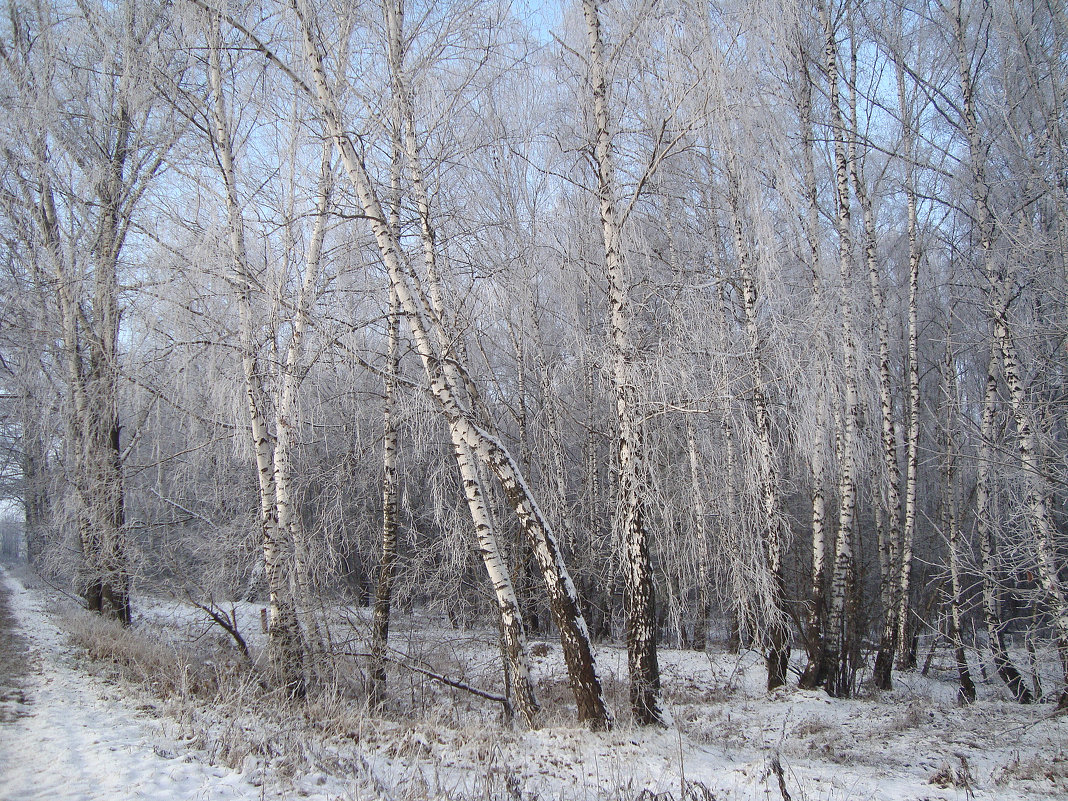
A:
<box><xmin>1</xmin><ymin>562</ymin><xmax>1066</xmax><ymax>801</ymax></box>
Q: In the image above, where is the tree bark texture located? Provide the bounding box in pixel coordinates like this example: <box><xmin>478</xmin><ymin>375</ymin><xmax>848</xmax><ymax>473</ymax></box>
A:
<box><xmin>940</xmin><ymin>343</ymin><xmax>975</xmax><ymax>704</ymax></box>
<box><xmin>207</xmin><ymin>18</ymin><xmax>305</xmax><ymax>696</ymax></box>
<box><xmin>820</xmin><ymin>0</ymin><xmax>860</xmax><ymax>699</ymax></box>
<box><xmin>725</xmin><ymin>167</ymin><xmax>791</xmax><ymax>691</ymax></box>
<box><xmin>796</xmin><ymin>44</ymin><xmax>829</xmax><ymax>690</ymax></box>
<box><xmin>954</xmin><ymin>0</ymin><xmax>1068</xmax><ymax>706</ymax></box>
<box><xmin>847</xmin><ymin>43</ymin><xmax>904</xmax><ymax>692</ymax></box>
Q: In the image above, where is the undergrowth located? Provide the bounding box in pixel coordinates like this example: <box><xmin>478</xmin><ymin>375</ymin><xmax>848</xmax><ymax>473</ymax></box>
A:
<box><xmin>59</xmin><ymin>601</ymin><xmax>1054</xmax><ymax>801</ymax></box>
<box><xmin>63</xmin><ymin>608</ymin><xmax>714</xmax><ymax>800</ymax></box>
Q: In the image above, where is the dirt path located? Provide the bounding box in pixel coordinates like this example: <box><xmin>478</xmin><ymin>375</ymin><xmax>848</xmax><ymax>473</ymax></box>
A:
<box><xmin>0</xmin><ymin>564</ymin><xmax>259</xmax><ymax>801</ymax></box>
<box><xmin>0</xmin><ymin>567</ymin><xmax>33</xmax><ymax>723</ymax></box>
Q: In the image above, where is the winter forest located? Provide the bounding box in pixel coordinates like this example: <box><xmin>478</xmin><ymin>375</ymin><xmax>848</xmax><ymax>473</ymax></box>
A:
<box><xmin>1</xmin><ymin>0</ymin><xmax>1068</xmax><ymax>791</ymax></box>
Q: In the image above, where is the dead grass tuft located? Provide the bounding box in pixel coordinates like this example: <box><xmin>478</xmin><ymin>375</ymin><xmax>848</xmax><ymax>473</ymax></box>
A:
<box><xmin>885</xmin><ymin>702</ymin><xmax>928</xmax><ymax>733</ymax></box>
<box><xmin>928</xmin><ymin>756</ymin><xmax>973</xmax><ymax>790</ymax></box>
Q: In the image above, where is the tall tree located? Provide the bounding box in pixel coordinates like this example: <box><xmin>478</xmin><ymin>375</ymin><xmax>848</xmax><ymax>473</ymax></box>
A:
<box><xmin>845</xmin><ymin>22</ymin><xmax>905</xmax><ymax>691</ymax></box>
<box><xmin>204</xmin><ymin>11</ymin><xmax>326</xmax><ymax>694</ymax></box>
<box><xmin>819</xmin><ymin>0</ymin><xmax>862</xmax><ymax>698</ymax></box>
<box><xmin>975</xmin><ymin>343</ymin><xmax>1033</xmax><ymax>703</ymax></box>
<box><xmin>580</xmin><ymin>0</ymin><xmax>667</xmax><ymax>726</ymax></box>
<box><xmin>952</xmin><ymin>0</ymin><xmax>1068</xmax><ymax>706</ymax></box>
<box><xmin>795</xmin><ymin>28</ymin><xmax>832</xmax><ymax>690</ymax></box>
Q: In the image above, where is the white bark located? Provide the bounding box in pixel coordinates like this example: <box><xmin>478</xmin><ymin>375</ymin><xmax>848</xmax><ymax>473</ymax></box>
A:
<box><xmin>953</xmin><ymin>0</ymin><xmax>1068</xmax><ymax>704</ymax></box>
<box><xmin>820</xmin><ymin>0</ymin><xmax>860</xmax><ymax>698</ymax></box>
<box><xmin>896</xmin><ymin>55</ymin><xmax>921</xmax><ymax>675</ymax></box>
<box><xmin>725</xmin><ymin>164</ymin><xmax>790</xmax><ymax>691</ymax></box>
<box><xmin>846</xmin><ymin>42</ymin><xmax>904</xmax><ymax>686</ymax></box>
<box><xmin>275</xmin><ymin>146</ymin><xmax>332</xmax><ymax>667</ymax></box>
<box><xmin>796</xmin><ymin>41</ymin><xmax>829</xmax><ymax>689</ymax></box>
<box><xmin>207</xmin><ymin>17</ymin><xmax>304</xmax><ymax>695</ymax></box>
<box><xmin>370</xmin><ymin>115</ymin><xmax>405</xmax><ymax>709</ymax></box>
<box><xmin>380</xmin><ymin>0</ymin><xmax>538</xmax><ymax>726</ymax></box>
<box><xmin>940</xmin><ymin>341</ymin><xmax>975</xmax><ymax>704</ymax></box>
<box><xmin>370</xmin><ymin>284</ymin><xmax>400</xmax><ymax>708</ymax></box>
<box><xmin>686</xmin><ymin>419</ymin><xmax>711</xmax><ymax>651</ymax></box>
<box><xmin>975</xmin><ymin>343</ymin><xmax>1032</xmax><ymax>703</ymax></box>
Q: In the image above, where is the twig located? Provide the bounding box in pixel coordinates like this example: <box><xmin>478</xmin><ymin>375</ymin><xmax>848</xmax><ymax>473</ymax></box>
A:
<box><xmin>769</xmin><ymin>753</ymin><xmax>792</xmax><ymax>801</ymax></box>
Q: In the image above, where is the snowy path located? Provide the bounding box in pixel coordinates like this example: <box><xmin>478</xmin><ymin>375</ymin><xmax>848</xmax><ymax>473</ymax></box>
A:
<box><xmin>0</xmin><ymin>565</ymin><xmax>259</xmax><ymax>801</ymax></box>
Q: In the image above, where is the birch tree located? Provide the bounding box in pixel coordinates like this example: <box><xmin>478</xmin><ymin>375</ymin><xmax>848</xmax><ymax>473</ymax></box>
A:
<box><xmin>844</xmin><ymin>24</ymin><xmax>906</xmax><ymax>692</ymax></box>
<box><xmin>975</xmin><ymin>343</ymin><xmax>1033</xmax><ymax>703</ymax></box>
<box><xmin>794</xmin><ymin>24</ymin><xmax>832</xmax><ymax>691</ymax></box>
<box><xmin>579</xmin><ymin>0</ymin><xmax>668</xmax><ymax>726</ymax></box>
<box><xmin>203</xmin><ymin>10</ymin><xmax>342</xmax><ymax>693</ymax></box>
<box><xmin>952</xmin><ymin>0</ymin><xmax>1068</xmax><ymax>706</ymax></box>
<box><xmin>939</xmin><ymin>338</ymin><xmax>975</xmax><ymax>704</ymax></box>
<box><xmin>819</xmin><ymin>0</ymin><xmax>862</xmax><ymax>698</ymax></box>
<box><xmin>720</xmin><ymin>162</ymin><xmax>792</xmax><ymax>690</ymax></box>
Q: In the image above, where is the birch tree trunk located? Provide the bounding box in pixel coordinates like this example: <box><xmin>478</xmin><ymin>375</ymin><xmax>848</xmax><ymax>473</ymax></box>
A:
<box><xmin>976</xmin><ymin>345</ymin><xmax>1033</xmax><ymax>703</ymax></box>
<box><xmin>370</xmin><ymin>119</ymin><xmax>405</xmax><ymax>708</ymax></box>
<box><xmin>820</xmin><ymin>0</ymin><xmax>860</xmax><ymax>698</ymax></box>
<box><xmin>207</xmin><ymin>18</ymin><xmax>304</xmax><ymax>696</ymax></box>
<box><xmin>895</xmin><ymin>54</ymin><xmax>922</xmax><ymax>676</ymax></box>
<box><xmin>580</xmin><ymin>0</ymin><xmax>666</xmax><ymax>727</ymax></box>
<box><xmin>846</xmin><ymin>35</ymin><xmax>903</xmax><ymax>691</ymax></box>
<box><xmin>796</xmin><ymin>41</ymin><xmax>829</xmax><ymax>690</ymax></box>
<box><xmin>274</xmin><ymin>144</ymin><xmax>332</xmax><ymax>672</ymax></box>
<box><xmin>370</xmin><ymin>286</ymin><xmax>400</xmax><ymax>708</ymax></box>
<box><xmin>686</xmin><ymin>420</ymin><xmax>711</xmax><ymax>652</ymax></box>
<box><xmin>379</xmin><ymin>0</ymin><xmax>538</xmax><ymax>727</ymax></box>
<box><xmin>725</xmin><ymin>166</ymin><xmax>790</xmax><ymax>691</ymax></box>
<box><xmin>940</xmin><ymin>341</ymin><xmax>975</xmax><ymax>704</ymax></box>
<box><xmin>712</xmin><ymin>273</ymin><xmax>744</xmax><ymax>656</ymax></box>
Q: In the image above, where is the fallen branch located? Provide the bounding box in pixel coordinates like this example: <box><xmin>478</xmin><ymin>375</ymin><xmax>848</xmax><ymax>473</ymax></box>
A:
<box><xmin>348</xmin><ymin>650</ymin><xmax>513</xmax><ymax>719</ymax></box>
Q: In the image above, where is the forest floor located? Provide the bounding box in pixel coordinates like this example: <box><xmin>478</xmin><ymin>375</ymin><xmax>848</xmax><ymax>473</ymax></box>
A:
<box><xmin>1</xmin><ymin>561</ymin><xmax>1067</xmax><ymax>801</ymax></box>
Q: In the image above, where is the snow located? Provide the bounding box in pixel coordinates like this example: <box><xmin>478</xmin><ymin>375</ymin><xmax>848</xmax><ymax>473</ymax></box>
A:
<box><xmin>2</xmin><ymin>562</ymin><xmax>1067</xmax><ymax>801</ymax></box>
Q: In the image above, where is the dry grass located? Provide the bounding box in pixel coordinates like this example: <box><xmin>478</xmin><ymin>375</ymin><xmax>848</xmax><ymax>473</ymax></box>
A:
<box><xmin>64</xmin><ymin>611</ymin><xmax>255</xmax><ymax>705</ymax></box>
<box><xmin>60</xmin><ymin>606</ymin><xmax>569</xmax><ymax>798</ymax></box>
<box><xmin>993</xmin><ymin>750</ymin><xmax>1068</xmax><ymax>789</ymax></box>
